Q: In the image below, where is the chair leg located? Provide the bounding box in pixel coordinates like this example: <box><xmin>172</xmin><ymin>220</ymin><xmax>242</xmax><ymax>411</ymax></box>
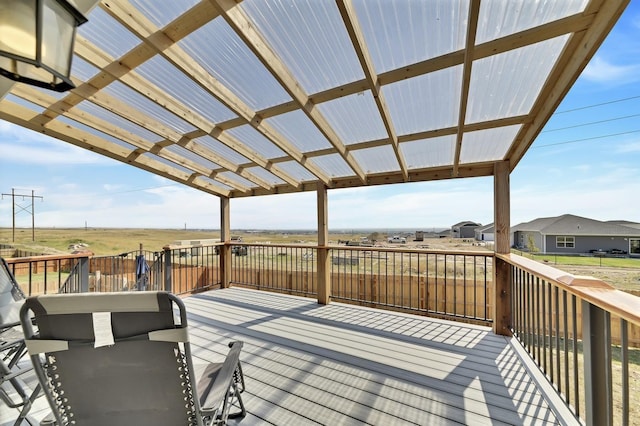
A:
<box><xmin>226</xmin><ymin>381</ymin><xmax>246</xmax><ymax>420</ymax></box>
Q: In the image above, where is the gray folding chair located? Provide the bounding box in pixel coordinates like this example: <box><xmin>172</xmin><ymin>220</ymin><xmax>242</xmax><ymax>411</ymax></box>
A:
<box><xmin>20</xmin><ymin>291</ymin><xmax>246</xmax><ymax>426</ymax></box>
<box><xmin>1</xmin><ymin>257</ymin><xmax>40</xmax><ymax>425</ymax></box>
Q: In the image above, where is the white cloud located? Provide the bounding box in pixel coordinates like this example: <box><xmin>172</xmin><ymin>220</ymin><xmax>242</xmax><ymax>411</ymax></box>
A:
<box><xmin>582</xmin><ymin>57</ymin><xmax>640</xmax><ymax>85</ymax></box>
<box><xmin>616</xmin><ymin>140</ymin><xmax>640</xmax><ymax>153</ymax></box>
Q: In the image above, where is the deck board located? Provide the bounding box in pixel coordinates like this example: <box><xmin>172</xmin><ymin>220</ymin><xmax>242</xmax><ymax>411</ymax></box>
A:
<box><xmin>3</xmin><ymin>287</ymin><xmax>576</xmax><ymax>425</ymax></box>
<box><xmin>184</xmin><ymin>288</ymin><xmax>568</xmax><ymax>425</ymax></box>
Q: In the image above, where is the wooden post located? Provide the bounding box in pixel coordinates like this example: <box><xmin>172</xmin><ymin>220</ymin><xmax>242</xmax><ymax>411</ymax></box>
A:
<box><xmin>583</xmin><ymin>301</ymin><xmax>613</xmax><ymax>426</ymax></box>
<box><xmin>493</xmin><ymin>161</ymin><xmax>512</xmax><ymax>336</ymax></box>
<box><xmin>220</xmin><ymin>196</ymin><xmax>231</xmax><ymax>289</ymax></box>
<box><xmin>316</xmin><ymin>183</ymin><xmax>330</xmax><ymax>304</ymax></box>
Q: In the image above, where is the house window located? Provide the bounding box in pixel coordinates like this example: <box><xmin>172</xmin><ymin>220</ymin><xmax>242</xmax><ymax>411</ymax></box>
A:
<box><xmin>556</xmin><ymin>236</ymin><xmax>575</xmax><ymax>248</ymax></box>
<box><xmin>631</xmin><ymin>239</ymin><xmax>640</xmax><ymax>255</ymax></box>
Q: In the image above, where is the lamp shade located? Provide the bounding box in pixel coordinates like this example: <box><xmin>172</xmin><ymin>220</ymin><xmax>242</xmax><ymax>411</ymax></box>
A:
<box><xmin>0</xmin><ymin>0</ymin><xmax>87</xmax><ymax>92</ymax></box>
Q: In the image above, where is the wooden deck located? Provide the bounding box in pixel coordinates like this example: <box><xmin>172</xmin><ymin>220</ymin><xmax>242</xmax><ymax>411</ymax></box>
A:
<box><xmin>3</xmin><ymin>287</ymin><xmax>576</xmax><ymax>425</ymax></box>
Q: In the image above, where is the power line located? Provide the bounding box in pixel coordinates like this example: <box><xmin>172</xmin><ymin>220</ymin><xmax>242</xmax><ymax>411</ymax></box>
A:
<box><xmin>542</xmin><ymin>113</ymin><xmax>640</xmax><ymax>133</ymax></box>
<box><xmin>553</xmin><ymin>94</ymin><xmax>640</xmax><ymax>115</ymax></box>
<box><xmin>534</xmin><ymin>129</ymin><xmax>640</xmax><ymax>149</ymax></box>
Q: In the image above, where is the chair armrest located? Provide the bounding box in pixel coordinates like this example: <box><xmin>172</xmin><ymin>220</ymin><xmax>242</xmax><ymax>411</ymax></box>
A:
<box><xmin>197</xmin><ymin>341</ymin><xmax>244</xmax><ymax>413</ymax></box>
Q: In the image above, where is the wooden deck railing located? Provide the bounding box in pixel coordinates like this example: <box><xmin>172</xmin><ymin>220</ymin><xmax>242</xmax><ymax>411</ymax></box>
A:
<box><xmin>499</xmin><ymin>253</ymin><xmax>640</xmax><ymax>426</ymax></box>
<box><xmin>5</xmin><ymin>246</ymin><xmax>639</xmax><ymax>425</ymax></box>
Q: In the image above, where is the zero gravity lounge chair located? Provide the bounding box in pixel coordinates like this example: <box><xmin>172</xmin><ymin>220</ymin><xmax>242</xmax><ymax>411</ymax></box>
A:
<box><xmin>1</xmin><ymin>257</ymin><xmax>40</xmax><ymax>425</ymax></box>
<box><xmin>19</xmin><ymin>291</ymin><xmax>246</xmax><ymax>426</ymax></box>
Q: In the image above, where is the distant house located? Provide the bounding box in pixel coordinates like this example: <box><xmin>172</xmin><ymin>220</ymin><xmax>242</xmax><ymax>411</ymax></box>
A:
<box><xmin>511</xmin><ymin>214</ymin><xmax>640</xmax><ymax>255</ymax></box>
<box><xmin>451</xmin><ymin>221</ymin><xmax>481</xmax><ymax>238</ymax></box>
<box><xmin>475</xmin><ymin>223</ymin><xmax>494</xmax><ymax>242</ymax></box>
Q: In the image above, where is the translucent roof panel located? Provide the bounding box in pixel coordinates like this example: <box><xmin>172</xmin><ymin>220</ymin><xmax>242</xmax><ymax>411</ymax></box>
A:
<box><xmin>244</xmin><ymin>167</ymin><xmax>286</xmax><ymax>186</ymax></box>
<box><xmin>129</xmin><ymin>0</ymin><xmax>200</xmax><ymax>28</ymax></box>
<box><xmin>79</xmin><ymin>7</ymin><xmax>141</xmax><ymax>59</ymax></box>
<box><xmin>225</xmin><ymin>125</ymin><xmax>287</xmax><ymax>159</ymax></box>
<box><xmin>136</xmin><ymin>56</ymin><xmax>238</xmax><ymax>125</ymax></box>
<box><xmin>71</xmin><ymin>56</ymin><xmax>100</xmax><ymax>82</ymax></box>
<box><xmin>163</xmin><ymin>145</ymin><xmax>220</xmax><ymax>171</ymax></box>
<box><xmin>275</xmin><ymin>161</ymin><xmax>318</xmax><ymax>182</ymax></box>
<box><xmin>264</xmin><ymin>110</ymin><xmax>333</xmax><ymax>153</ymax></box>
<box><xmin>192</xmin><ymin>136</ymin><xmax>249</xmax><ymax>165</ymax></box>
<box><xmin>217</xmin><ymin>171</ymin><xmax>258</xmax><ymax>189</ymax></box>
<box><xmin>0</xmin><ymin>0</ymin><xmax>622</xmax><ymax>198</ymax></box>
<box><xmin>350</xmin><ymin>146</ymin><xmax>400</xmax><ymax>174</ymax></box>
<box><xmin>384</xmin><ymin>66</ymin><xmax>462</xmax><ymax>135</ymax></box>
<box><xmin>72</xmin><ymin>101</ymin><xmax>163</xmax><ymax>143</ymax></box>
<box><xmin>459</xmin><ymin>125</ymin><xmax>522</xmax><ymax>164</ymax></box>
<box><xmin>141</xmin><ymin>153</ymin><xmax>193</xmax><ymax>175</ymax></box>
<box><xmin>354</xmin><ymin>0</ymin><xmax>468</xmax><ymax>74</ymax></box>
<box><xmin>242</xmin><ymin>0</ymin><xmax>363</xmax><ymax>94</ymax></box>
<box><xmin>315</xmin><ymin>91</ymin><xmax>387</xmax><ymax>145</ymax></box>
<box><xmin>400</xmin><ymin>135</ymin><xmax>456</xmax><ymax>169</ymax></box>
<box><xmin>308</xmin><ymin>154</ymin><xmax>356</xmax><ymax>178</ymax></box>
<box><xmin>476</xmin><ymin>0</ymin><xmax>588</xmax><ymax>44</ymax></box>
<box><xmin>466</xmin><ymin>35</ymin><xmax>569</xmax><ymax>124</ymax></box>
<box><xmin>102</xmin><ymin>82</ymin><xmax>197</xmax><ymax>135</ymax></box>
<box><xmin>56</xmin><ymin>116</ymin><xmax>138</xmax><ymax>151</ymax></box>
<box><xmin>197</xmin><ymin>176</ymin><xmax>234</xmax><ymax>192</ymax></box>
<box><xmin>179</xmin><ymin>19</ymin><xmax>292</xmax><ymax>111</ymax></box>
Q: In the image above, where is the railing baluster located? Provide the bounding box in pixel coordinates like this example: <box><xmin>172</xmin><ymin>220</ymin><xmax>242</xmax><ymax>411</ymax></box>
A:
<box><xmin>621</xmin><ymin>318</ymin><xmax>629</xmax><ymax>426</ymax></box>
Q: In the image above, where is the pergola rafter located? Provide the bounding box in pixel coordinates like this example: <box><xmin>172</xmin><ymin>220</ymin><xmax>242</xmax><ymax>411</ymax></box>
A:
<box><xmin>0</xmin><ymin>0</ymin><xmax>627</xmax><ymax>198</ymax></box>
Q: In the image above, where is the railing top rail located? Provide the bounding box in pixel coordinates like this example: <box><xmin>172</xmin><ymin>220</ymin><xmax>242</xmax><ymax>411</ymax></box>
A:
<box><xmin>4</xmin><ymin>252</ymin><xmax>93</xmax><ymax>263</ymax></box>
<box><xmin>498</xmin><ymin>253</ymin><xmax>640</xmax><ymax>327</ymax></box>
<box><xmin>326</xmin><ymin>245</ymin><xmax>493</xmax><ymax>256</ymax></box>
<box><xmin>162</xmin><ymin>243</ymin><xmax>223</xmax><ymax>250</ymax></box>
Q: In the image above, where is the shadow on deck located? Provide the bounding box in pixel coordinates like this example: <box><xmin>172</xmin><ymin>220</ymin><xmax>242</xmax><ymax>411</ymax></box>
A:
<box><xmin>3</xmin><ymin>287</ymin><xmax>574</xmax><ymax>425</ymax></box>
<box><xmin>185</xmin><ymin>287</ymin><xmax>570</xmax><ymax>425</ymax></box>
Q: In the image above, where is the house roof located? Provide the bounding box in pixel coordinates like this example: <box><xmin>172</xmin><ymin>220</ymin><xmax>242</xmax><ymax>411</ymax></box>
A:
<box><xmin>0</xmin><ymin>0</ymin><xmax>629</xmax><ymax>199</ymax></box>
<box><xmin>512</xmin><ymin>214</ymin><xmax>640</xmax><ymax>236</ymax></box>
<box><xmin>452</xmin><ymin>221</ymin><xmax>481</xmax><ymax>228</ymax></box>
<box><xmin>476</xmin><ymin>223</ymin><xmax>495</xmax><ymax>233</ymax></box>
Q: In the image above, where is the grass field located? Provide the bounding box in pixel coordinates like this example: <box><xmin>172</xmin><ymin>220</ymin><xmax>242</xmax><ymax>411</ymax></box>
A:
<box><xmin>2</xmin><ymin>227</ymin><xmax>639</xmax><ymax>291</ymax></box>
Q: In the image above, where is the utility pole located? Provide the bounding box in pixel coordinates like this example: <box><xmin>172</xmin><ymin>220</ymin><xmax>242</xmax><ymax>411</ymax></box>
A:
<box><xmin>1</xmin><ymin>189</ymin><xmax>43</xmax><ymax>242</ymax></box>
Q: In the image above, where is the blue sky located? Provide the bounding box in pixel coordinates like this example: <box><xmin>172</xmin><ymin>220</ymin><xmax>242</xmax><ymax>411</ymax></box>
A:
<box><xmin>1</xmin><ymin>2</ymin><xmax>639</xmax><ymax>231</ymax></box>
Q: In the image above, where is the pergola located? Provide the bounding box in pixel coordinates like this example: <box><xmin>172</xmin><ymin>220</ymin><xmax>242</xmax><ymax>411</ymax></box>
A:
<box><xmin>0</xmin><ymin>0</ymin><xmax>629</xmax><ymax>331</ymax></box>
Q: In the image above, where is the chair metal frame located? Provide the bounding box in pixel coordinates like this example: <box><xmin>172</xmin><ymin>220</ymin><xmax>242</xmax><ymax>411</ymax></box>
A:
<box><xmin>1</xmin><ymin>257</ymin><xmax>40</xmax><ymax>426</ymax></box>
<box><xmin>20</xmin><ymin>291</ymin><xmax>246</xmax><ymax>426</ymax></box>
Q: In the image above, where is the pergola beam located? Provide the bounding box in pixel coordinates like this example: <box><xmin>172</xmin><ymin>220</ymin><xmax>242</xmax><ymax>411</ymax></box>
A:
<box><xmin>453</xmin><ymin>0</ymin><xmax>480</xmax><ymax>177</ymax></box>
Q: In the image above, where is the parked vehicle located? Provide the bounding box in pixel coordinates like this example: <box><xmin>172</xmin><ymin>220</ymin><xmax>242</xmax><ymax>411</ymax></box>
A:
<box><xmin>387</xmin><ymin>236</ymin><xmax>407</xmax><ymax>244</ymax></box>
